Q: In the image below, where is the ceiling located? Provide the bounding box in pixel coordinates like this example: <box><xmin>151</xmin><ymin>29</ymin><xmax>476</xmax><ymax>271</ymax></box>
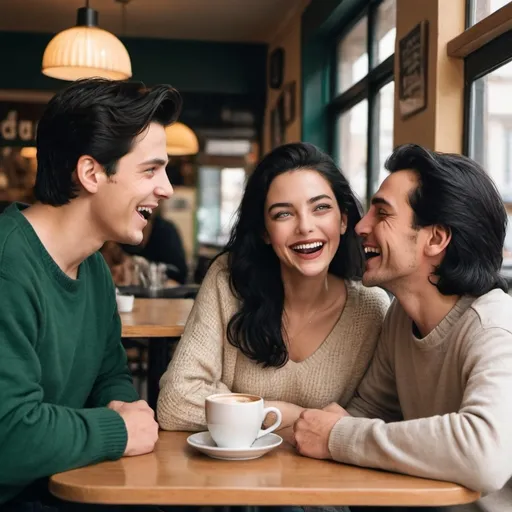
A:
<box><xmin>0</xmin><ymin>0</ymin><xmax>301</xmax><ymax>43</ymax></box>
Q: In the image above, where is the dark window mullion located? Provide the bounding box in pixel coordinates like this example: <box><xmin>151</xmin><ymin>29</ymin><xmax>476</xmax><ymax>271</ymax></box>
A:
<box><xmin>465</xmin><ymin>0</ymin><xmax>474</xmax><ymax>28</ymax></box>
<box><xmin>369</xmin><ymin>54</ymin><xmax>394</xmax><ymax>89</ymax></box>
<box><xmin>329</xmin><ymin>55</ymin><xmax>393</xmax><ymax>115</ymax></box>
<box><xmin>329</xmin><ymin>77</ymin><xmax>369</xmax><ymax>114</ymax></box>
<box><xmin>366</xmin><ymin>2</ymin><xmax>377</xmax><ymax>205</ymax></box>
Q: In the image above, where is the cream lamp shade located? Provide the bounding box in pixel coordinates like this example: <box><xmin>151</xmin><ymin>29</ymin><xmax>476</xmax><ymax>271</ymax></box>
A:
<box><xmin>165</xmin><ymin>122</ymin><xmax>199</xmax><ymax>156</ymax></box>
<box><xmin>42</xmin><ymin>6</ymin><xmax>132</xmax><ymax>81</ymax></box>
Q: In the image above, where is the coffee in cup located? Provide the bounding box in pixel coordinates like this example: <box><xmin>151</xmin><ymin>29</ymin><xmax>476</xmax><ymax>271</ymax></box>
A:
<box><xmin>205</xmin><ymin>393</ymin><xmax>282</xmax><ymax>449</ymax></box>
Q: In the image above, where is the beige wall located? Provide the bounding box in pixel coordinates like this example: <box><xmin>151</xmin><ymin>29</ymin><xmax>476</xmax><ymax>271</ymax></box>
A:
<box><xmin>394</xmin><ymin>0</ymin><xmax>465</xmax><ymax>152</ymax></box>
<box><xmin>262</xmin><ymin>1</ymin><xmax>309</xmax><ymax>155</ymax></box>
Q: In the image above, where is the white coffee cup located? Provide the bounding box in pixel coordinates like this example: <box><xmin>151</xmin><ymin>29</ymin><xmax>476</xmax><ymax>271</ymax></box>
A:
<box><xmin>205</xmin><ymin>393</ymin><xmax>282</xmax><ymax>449</ymax></box>
<box><xmin>116</xmin><ymin>294</ymin><xmax>134</xmax><ymax>313</ymax></box>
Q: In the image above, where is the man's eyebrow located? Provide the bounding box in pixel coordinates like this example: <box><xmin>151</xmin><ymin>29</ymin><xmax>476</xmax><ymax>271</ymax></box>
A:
<box><xmin>139</xmin><ymin>158</ymin><xmax>168</xmax><ymax>167</ymax></box>
<box><xmin>371</xmin><ymin>196</ymin><xmax>393</xmax><ymax>208</ymax></box>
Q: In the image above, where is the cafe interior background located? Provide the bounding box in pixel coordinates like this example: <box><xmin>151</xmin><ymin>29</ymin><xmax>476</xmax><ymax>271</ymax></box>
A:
<box><xmin>1</xmin><ymin>0</ymin><xmax>512</xmax><ymax>507</ymax></box>
<box><xmin>1</xmin><ymin>0</ymin><xmax>512</xmax><ymax>281</ymax></box>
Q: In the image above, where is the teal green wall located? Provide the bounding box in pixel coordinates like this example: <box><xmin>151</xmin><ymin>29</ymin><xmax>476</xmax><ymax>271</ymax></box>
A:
<box><xmin>0</xmin><ymin>31</ymin><xmax>267</xmax><ymax>95</ymax></box>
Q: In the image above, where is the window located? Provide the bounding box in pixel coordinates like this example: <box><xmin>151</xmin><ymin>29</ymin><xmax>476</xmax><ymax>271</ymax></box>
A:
<box><xmin>330</xmin><ymin>0</ymin><xmax>396</xmax><ymax>206</ymax></box>
<box><xmin>468</xmin><ymin>0</ymin><xmax>511</xmax><ymax>25</ymax></box>
<box><xmin>464</xmin><ymin>2</ymin><xmax>512</xmax><ymax>262</ymax></box>
<box><xmin>337</xmin><ymin>17</ymin><xmax>368</xmax><ymax>95</ymax></box>
<box><xmin>197</xmin><ymin>167</ymin><xmax>246</xmax><ymax>247</ymax></box>
<box><xmin>337</xmin><ymin>100</ymin><xmax>368</xmax><ymax>201</ymax></box>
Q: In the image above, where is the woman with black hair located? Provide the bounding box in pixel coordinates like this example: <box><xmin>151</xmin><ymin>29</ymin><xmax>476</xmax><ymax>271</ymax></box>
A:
<box><xmin>158</xmin><ymin>142</ymin><xmax>389</xmax><ymax>433</ymax></box>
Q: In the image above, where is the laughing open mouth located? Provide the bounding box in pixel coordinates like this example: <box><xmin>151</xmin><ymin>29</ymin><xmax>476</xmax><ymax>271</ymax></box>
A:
<box><xmin>136</xmin><ymin>206</ymin><xmax>153</xmax><ymax>221</ymax></box>
<box><xmin>290</xmin><ymin>241</ymin><xmax>325</xmax><ymax>254</ymax></box>
<box><xmin>364</xmin><ymin>246</ymin><xmax>381</xmax><ymax>259</ymax></box>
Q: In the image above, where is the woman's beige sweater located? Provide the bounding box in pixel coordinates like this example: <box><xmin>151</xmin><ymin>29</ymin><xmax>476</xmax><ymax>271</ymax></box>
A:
<box><xmin>157</xmin><ymin>256</ymin><xmax>390</xmax><ymax>431</ymax></box>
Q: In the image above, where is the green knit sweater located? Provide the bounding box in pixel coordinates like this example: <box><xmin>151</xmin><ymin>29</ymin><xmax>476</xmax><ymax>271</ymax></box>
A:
<box><xmin>0</xmin><ymin>203</ymin><xmax>139</xmax><ymax>504</ymax></box>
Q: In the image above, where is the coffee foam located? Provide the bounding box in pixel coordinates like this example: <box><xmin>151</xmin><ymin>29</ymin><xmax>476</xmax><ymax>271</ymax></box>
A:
<box><xmin>210</xmin><ymin>394</ymin><xmax>259</xmax><ymax>404</ymax></box>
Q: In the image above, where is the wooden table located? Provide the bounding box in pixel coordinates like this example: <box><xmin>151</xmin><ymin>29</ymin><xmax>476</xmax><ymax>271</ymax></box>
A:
<box><xmin>50</xmin><ymin>432</ymin><xmax>480</xmax><ymax>507</ymax></box>
<box><xmin>120</xmin><ymin>299</ymin><xmax>194</xmax><ymax>409</ymax></box>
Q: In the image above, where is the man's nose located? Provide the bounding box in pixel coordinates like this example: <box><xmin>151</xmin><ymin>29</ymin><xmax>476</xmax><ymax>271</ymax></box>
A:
<box><xmin>156</xmin><ymin>171</ymin><xmax>174</xmax><ymax>199</ymax></box>
<box><xmin>355</xmin><ymin>212</ymin><xmax>371</xmax><ymax>237</ymax></box>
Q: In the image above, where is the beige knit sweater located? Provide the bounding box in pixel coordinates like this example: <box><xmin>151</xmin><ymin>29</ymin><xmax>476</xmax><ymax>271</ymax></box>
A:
<box><xmin>330</xmin><ymin>289</ymin><xmax>512</xmax><ymax>494</ymax></box>
<box><xmin>157</xmin><ymin>256</ymin><xmax>390</xmax><ymax>431</ymax></box>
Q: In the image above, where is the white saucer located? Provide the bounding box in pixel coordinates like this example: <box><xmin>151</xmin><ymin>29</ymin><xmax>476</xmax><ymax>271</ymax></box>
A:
<box><xmin>186</xmin><ymin>431</ymin><xmax>283</xmax><ymax>461</ymax></box>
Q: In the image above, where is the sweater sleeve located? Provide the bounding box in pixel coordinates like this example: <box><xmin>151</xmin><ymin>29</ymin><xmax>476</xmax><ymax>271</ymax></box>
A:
<box><xmin>87</xmin><ymin>310</ymin><xmax>139</xmax><ymax>407</ymax></box>
<box><xmin>0</xmin><ymin>274</ymin><xmax>128</xmax><ymax>488</ymax></box>
<box><xmin>346</xmin><ymin>304</ymin><xmax>402</xmax><ymax>422</ymax></box>
<box><xmin>329</xmin><ymin>326</ymin><xmax>512</xmax><ymax>494</ymax></box>
<box><xmin>157</xmin><ymin>257</ymin><xmax>232</xmax><ymax>431</ymax></box>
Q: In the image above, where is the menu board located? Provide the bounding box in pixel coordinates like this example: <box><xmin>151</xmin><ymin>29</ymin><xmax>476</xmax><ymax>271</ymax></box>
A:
<box><xmin>398</xmin><ymin>21</ymin><xmax>429</xmax><ymax>119</ymax></box>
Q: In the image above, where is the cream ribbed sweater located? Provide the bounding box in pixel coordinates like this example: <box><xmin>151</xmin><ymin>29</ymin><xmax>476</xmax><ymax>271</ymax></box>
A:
<box><xmin>330</xmin><ymin>289</ymin><xmax>512</xmax><ymax>494</ymax></box>
<box><xmin>157</xmin><ymin>256</ymin><xmax>390</xmax><ymax>431</ymax></box>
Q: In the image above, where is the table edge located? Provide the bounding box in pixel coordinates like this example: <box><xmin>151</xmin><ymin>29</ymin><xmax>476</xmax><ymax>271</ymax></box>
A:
<box><xmin>121</xmin><ymin>326</ymin><xmax>184</xmax><ymax>338</ymax></box>
<box><xmin>49</xmin><ymin>478</ymin><xmax>481</xmax><ymax>506</ymax></box>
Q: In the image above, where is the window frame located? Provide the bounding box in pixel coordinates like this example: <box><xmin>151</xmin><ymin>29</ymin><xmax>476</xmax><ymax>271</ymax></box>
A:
<box><xmin>328</xmin><ymin>0</ymin><xmax>395</xmax><ymax>205</ymax></box>
<box><xmin>462</xmin><ymin>0</ymin><xmax>512</xmax><ymax>268</ymax></box>
<box><xmin>463</xmin><ymin>28</ymin><xmax>512</xmax><ymax>159</ymax></box>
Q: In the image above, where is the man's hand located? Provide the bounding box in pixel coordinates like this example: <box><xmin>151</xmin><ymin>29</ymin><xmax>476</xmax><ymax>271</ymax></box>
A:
<box><xmin>293</xmin><ymin>407</ymin><xmax>350</xmax><ymax>460</ymax></box>
<box><xmin>322</xmin><ymin>402</ymin><xmax>347</xmax><ymax>414</ymax></box>
<box><xmin>108</xmin><ymin>400</ymin><xmax>159</xmax><ymax>456</ymax></box>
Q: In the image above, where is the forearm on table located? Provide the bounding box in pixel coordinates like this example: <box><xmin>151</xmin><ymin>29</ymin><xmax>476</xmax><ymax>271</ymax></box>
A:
<box><xmin>329</xmin><ymin>412</ymin><xmax>512</xmax><ymax>494</ymax></box>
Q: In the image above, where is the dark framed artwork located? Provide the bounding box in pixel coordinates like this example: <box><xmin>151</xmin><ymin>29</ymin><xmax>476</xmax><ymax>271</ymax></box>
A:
<box><xmin>282</xmin><ymin>81</ymin><xmax>296</xmax><ymax>125</ymax></box>
<box><xmin>398</xmin><ymin>20</ymin><xmax>429</xmax><ymax>119</ymax></box>
<box><xmin>269</xmin><ymin>47</ymin><xmax>285</xmax><ymax>89</ymax></box>
<box><xmin>270</xmin><ymin>95</ymin><xmax>285</xmax><ymax>149</ymax></box>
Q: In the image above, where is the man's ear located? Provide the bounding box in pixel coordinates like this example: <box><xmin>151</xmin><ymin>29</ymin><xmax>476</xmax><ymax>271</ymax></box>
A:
<box><xmin>75</xmin><ymin>155</ymin><xmax>105</xmax><ymax>194</ymax></box>
<box><xmin>424</xmin><ymin>224</ymin><xmax>451</xmax><ymax>257</ymax></box>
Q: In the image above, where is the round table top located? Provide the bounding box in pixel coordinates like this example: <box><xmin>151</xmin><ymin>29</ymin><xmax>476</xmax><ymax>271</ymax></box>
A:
<box><xmin>120</xmin><ymin>298</ymin><xmax>193</xmax><ymax>338</ymax></box>
<box><xmin>49</xmin><ymin>431</ymin><xmax>480</xmax><ymax>506</ymax></box>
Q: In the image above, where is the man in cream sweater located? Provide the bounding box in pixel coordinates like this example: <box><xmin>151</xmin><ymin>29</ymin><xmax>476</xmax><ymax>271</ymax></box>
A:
<box><xmin>293</xmin><ymin>144</ymin><xmax>512</xmax><ymax>497</ymax></box>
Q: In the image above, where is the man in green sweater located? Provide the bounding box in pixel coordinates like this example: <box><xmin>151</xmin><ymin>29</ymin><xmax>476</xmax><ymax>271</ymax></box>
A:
<box><xmin>293</xmin><ymin>145</ymin><xmax>512</xmax><ymax>505</ymax></box>
<box><xmin>1</xmin><ymin>78</ymin><xmax>182</xmax><ymax>510</ymax></box>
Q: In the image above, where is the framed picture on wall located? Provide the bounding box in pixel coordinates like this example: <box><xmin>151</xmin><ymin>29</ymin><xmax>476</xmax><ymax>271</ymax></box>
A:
<box><xmin>270</xmin><ymin>95</ymin><xmax>285</xmax><ymax>149</ymax></box>
<box><xmin>398</xmin><ymin>20</ymin><xmax>429</xmax><ymax>119</ymax></box>
<box><xmin>282</xmin><ymin>81</ymin><xmax>296</xmax><ymax>126</ymax></box>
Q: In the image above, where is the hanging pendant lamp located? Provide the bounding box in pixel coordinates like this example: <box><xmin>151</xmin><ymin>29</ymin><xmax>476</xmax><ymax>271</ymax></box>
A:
<box><xmin>41</xmin><ymin>1</ymin><xmax>132</xmax><ymax>81</ymax></box>
<box><xmin>165</xmin><ymin>123</ymin><xmax>200</xmax><ymax>156</ymax></box>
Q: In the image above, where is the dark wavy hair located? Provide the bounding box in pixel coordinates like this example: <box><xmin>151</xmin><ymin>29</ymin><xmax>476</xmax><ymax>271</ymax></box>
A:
<box><xmin>217</xmin><ymin>142</ymin><xmax>364</xmax><ymax>368</ymax></box>
<box><xmin>35</xmin><ymin>77</ymin><xmax>182</xmax><ymax>206</ymax></box>
<box><xmin>386</xmin><ymin>144</ymin><xmax>508</xmax><ymax>296</ymax></box>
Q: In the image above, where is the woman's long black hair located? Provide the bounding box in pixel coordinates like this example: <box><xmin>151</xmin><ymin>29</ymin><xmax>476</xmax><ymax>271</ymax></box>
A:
<box><xmin>217</xmin><ymin>142</ymin><xmax>364</xmax><ymax>368</ymax></box>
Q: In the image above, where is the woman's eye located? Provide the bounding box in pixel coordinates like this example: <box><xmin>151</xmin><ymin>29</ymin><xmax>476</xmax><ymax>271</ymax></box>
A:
<box><xmin>315</xmin><ymin>204</ymin><xmax>332</xmax><ymax>211</ymax></box>
<box><xmin>273</xmin><ymin>211</ymin><xmax>290</xmax><ymax>220</ymax></box>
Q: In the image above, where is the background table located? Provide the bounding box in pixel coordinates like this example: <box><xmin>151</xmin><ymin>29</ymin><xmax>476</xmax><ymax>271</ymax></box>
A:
<box><xmin>120</xmin><ymin>298</ymin><xmax>194</xmax><ymax>409</ymax></box>
<box><xmin>50</xmin><ymin>432</ymin><xmax>480</xmax><ymax>507</ymax></box>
